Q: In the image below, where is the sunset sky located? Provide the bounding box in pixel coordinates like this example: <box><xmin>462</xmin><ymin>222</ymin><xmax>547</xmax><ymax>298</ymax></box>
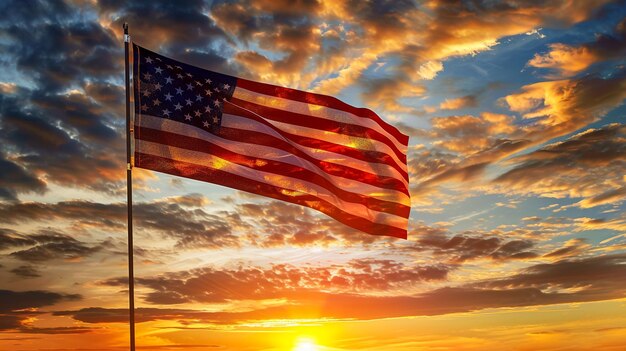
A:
<box><xmin>1</xmin><ymin>1</ymin><xmax>626</xmax><ymax>350</ymax></box>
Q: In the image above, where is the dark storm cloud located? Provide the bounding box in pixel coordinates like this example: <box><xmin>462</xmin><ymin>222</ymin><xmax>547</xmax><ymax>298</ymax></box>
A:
<box><xmin>0</xmin><ymin>1</ymin><xmax>119</xmax><ymax>92</ymax></box>
<box><xmin>0</xmin><ymin>154</ymin><xmax>47</xmax><ymax>201</ymax></box>
<box><xmin>30</xmin><ymin>91</ymin><xmax>118</xmax><ymax>145</ymax></box>
<box><xmin>98</xmin><ymin>0</ymin><xmax>227</xmax><ymax>52</ymax></box>
<box><xmin>0</xmin><ymin>0</ymin><xmax>126</xmax><ymax>195</ymax></box>
<box><xmin>0</xmin><ymin>45</ymin><xmax>124</xmax><ymax>198</ymax></box>
<box><xmin>83</xmin><ymin>82</ymin><xmax>124</xmax><ymax>107</ymax></box>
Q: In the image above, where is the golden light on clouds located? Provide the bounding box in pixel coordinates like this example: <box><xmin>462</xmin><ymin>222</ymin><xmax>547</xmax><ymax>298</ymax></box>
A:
<box><xmin>528</xmin><ymin>43</ymin><xmax>599</xmax><ymax>76</ymax></box>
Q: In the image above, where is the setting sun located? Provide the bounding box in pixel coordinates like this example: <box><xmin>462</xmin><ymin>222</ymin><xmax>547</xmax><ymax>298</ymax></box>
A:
<box><xmin>293</xmin><ymin>337</ymin><xmax>318</xmax><ymax>351</ymax></box>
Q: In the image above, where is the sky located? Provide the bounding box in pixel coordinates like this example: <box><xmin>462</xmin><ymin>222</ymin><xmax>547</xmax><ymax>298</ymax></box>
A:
<box><xmin>1</xmin><ymin>0</ymin><xmax>626</xmax><ymax>350</ymax></box>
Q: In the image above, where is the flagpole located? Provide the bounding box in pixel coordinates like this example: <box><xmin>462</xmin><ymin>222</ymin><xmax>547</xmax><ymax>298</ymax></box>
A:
<box><xmin>123</xmin><ymin>22</ymin><xmax>136</xmax><ymax>351</ymax></box>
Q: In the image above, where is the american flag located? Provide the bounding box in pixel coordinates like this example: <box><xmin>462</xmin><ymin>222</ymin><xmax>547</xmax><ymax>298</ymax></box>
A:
<box><xmin>132</xmin><ymin>44</ymin><xmax>410</xmax><ymax>239</ymax></box>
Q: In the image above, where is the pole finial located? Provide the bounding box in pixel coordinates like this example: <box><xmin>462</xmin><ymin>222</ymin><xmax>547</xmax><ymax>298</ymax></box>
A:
<box><xmin>123</xmin><ymin>23</ymin><xmax>130</xmax><ymax>42</ymax></box>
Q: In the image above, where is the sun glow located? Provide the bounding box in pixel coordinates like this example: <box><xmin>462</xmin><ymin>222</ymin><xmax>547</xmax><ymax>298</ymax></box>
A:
<box><xmin>293</xmin><ymin>337</ymin><xmax>318</xmax><ymax>351</ymax></box>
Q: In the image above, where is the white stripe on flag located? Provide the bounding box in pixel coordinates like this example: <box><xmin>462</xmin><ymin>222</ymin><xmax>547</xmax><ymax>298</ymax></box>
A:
<box><xmin>233</xmin><ymin>87</ymin><xmax>408</xmax><ymax>154</ymax></box>
<box><xmin>222</xmin><ymin>113</ymin><xmax>409</xmax><ymax>186</ymax></box>
<box><xmin>135</xmin><ymin>139</ymin><xmax>409</xmax><ymax>230</ymax></box>
<box><xmin>138</xmin><ymin>115</ymin><xmax>410</xmax><ymax>205</ymax></box>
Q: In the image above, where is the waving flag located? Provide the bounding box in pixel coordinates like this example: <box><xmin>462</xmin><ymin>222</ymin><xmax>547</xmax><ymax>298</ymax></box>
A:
<box><xmin>132</xmin><ymin>44</ymin><xmax>410</xmax><ymax>238</ymax></box>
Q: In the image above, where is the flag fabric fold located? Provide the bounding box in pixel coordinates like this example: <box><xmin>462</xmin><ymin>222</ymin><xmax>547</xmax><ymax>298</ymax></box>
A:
<box><xmin>132</xmin><ymin>44</ymin><xmax>410</xmax><ymax>239</ymax></box>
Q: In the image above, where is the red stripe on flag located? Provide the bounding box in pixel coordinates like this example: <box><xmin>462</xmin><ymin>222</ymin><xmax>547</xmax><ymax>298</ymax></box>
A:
<box><xmin>136</xmin><ymin>126</ymin><xmax>410</xmax><ymax>216</ymax></box>
<box><xmin>214</xmin><ymin>126</ymin><xmax>409</xmax><ymax>193</ymax></box>
<box><xmin>223</xmin><ymin>103</ymin><xmax>409</xmax><ymax>180</ymax></box>
<box><xmin>135</xmin><ymin>152</ymin><xmax>408</xmax><ymax>239</ymax></box>
<box><xmin>236</xmin><ymin>78</ymin><xmax>409</xmax><ymax>146</ymax></box>
<box><xmin>229</xmin><ymin>97</ymin><xmax>407</xmax><ymax>164</ymax></box>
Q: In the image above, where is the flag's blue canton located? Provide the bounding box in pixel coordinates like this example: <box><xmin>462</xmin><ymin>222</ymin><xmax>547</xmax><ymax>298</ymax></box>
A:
<box><xmin>133</xmin><ymin>45</ymin><xmax>237</xmax><ymax>133</ymax></box>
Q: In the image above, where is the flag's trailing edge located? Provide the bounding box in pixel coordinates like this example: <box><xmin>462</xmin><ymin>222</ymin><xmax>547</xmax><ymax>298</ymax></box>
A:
<box><xmin>133</xmin><ymin>44</ymin><xmax>410</xmax><ymax>239</ymax></box>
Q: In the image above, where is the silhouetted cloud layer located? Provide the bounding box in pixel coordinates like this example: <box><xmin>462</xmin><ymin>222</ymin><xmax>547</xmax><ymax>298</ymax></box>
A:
<box><xmin>0</xmin><ymin>290</ymin><xmax>81</xmax><ymax>332</ymax></box>
<box><xmin>55</xmin><ymin>254</ymin><xmax>626</xmax><ymax>324</ymax></box>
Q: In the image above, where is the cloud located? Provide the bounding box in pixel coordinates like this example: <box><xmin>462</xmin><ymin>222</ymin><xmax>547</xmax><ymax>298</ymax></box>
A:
<box><xmin>0</xmin><ymin>154</ymin><xmax>47</xmax><ymax>201</ymax></box>
<box><xmin>493</xmin><ymin>124</ymin><xmax>626</xmax><ymax>204</ymax></box>
<box><xmin>1</xmin><ymin>1</ymin><xmax>119</xmax><ymax>92</ymax></box>
<box><xmin>0</xmin><ymin>199</ymin><xmax>241</xmax><ymax>249</ymax></box>
<box><xmin>412</xmin><ymin>69</ymin><xmax>625</xmax><ymax>204</ymax></box>
<box><xmin>9</xmin><ymin>230</ymin><xmax>105</xmax><ymax>263</ymax></box>
<box><xmin>543</xmin><ymin>239</ymin><xmax>590</xmax><ymax>259</ymax></box>
<box><xmin>405</xmin><ymin>223</ymin><xmax>538</xmax><ymax>263</ymax></box>
<box><xmin>360</xmin><ymin>78</ymin><xmax>427</xmax><ymax>113</ymax></box>
<box><xmin>230</xmin><ymin>200</ymin><xmax>398</xmax><ymax>247</ymax></box>
<box><xmin>212</xmin><ymin>0</ymin><xmax>322</xmax><ymax>86</ymax></box>
<box><xmin>98</xmin><ymin>0</ymin><xmax>227</xmax><ymax>52</ymax></box>
<box><xmin>427</xmin><ymin>113</ymin><xmax>518</xmax><ymax>154</ymax></box>
<box><xmin>362</xmin><ymin>0</ymin><xmax>615</xmax><ymax>112</ymax></box>
<box><xmin>474</xmin><ymin>254</ymin><xmax>626</xmax><ymax>297</ymax></box>
<box><xmin>504</xmin><ymin>72</ymin><xmax>626</xmax><ymax>142</ymax></box>
<box><xmin>439</xmin><ymin>95</ymin><xmax>478</xmax><ymax>110</ymax></box>
<box><xmin>0</xmin><ymin>228</ymin><xmax>35</xmax><ymax>250</ymax></box>
<box><xmin>0</xmin><ymin>78</ymin><xmax>125</xmax><ymax>196</ymax></box>
<box><xmin>417</xmin><ymin>233</ymin><xmax>537</xmax><ymax>263</ymax></box>
<box><xmin>578</xmin><ymin>187</ymin><xmax>626</xmax><ymax>209</ymax></box>
<box><xmin>101</xmin><ymin>258</ymin><xmax>450</xmax><ymax>304</ymax></box>
<box><xmin>156</xmin><ymin>193</ymin><xmax>212</xmax><ymax>207</ymax></box>
<box><xmin>10</xmin><ymin>265</ymin><xmax>41</xmax><ymax>278</ymax></box>
<box><xmin>59</xmin><ymin>254</ymin><xmax>626</xmax><ymax>325</ymax></box>
<box><xmin>0</xmin><ymin>289</ymin><xmax>81</xmax><ymax>332</ymax></box>
<box><xmin>528</xmin><ymin>18</ymin><xmax>626</xmax><ymax>76</ymax></box>
<box><xmin>574</xmin><ymin>217</ymin><xmax>626</xmax><ymax>233</ymax></box>
<box><xmin>528</xmin><ymin>43</ymin><xmax>600</xmax><ymax>76</ymax></box>
<box><xmin>204</xmin><ymin>0</ymin><xmax>613</xmax><ymax>112</ymax></box>
<box><xmin>0</xmin><ymin>197</ymin><xmax>398</xmax><ymax>250</ymax></box>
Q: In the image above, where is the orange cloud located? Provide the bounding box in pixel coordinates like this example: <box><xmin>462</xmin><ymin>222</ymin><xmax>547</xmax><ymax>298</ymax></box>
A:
<box><xmin>528</xmin><ymin>43</ymin><xmax>599</xmax><ymax>76</ymax></box>
<box><xmin>439</xmin><ymin>95</ymin><xmax>478</xmax><ymax>110</ymax></box>
<box><xmin>528</xmin><ymin>18</ymin><xmax>626</xmax><ymax>77</ymax></box>
<box><xmin>428</xmin><ymin>113</ymin><xmax>518</xmax><ymax>154</ymax></box>
<box><xmin>493</xmin><ymin>124</ymin><xmax>626</xmax><ymax>203</ymax></box>
<box><xmin>504</xmin><ymin>73</ymin><xmax>626</xmax><ymax>141</ymax></box>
